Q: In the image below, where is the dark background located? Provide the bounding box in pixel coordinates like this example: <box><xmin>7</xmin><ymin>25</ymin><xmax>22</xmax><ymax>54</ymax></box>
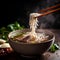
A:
<box><xmin>1</xmin><ymin>0</ymin><xmax>60</xmax><ymax>29</ymax></box>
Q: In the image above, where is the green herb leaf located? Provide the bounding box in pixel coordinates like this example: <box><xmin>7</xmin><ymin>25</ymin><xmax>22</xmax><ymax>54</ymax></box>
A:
<box><xmin>0</xmin><ymin>21</ymin><xmax>25</xmax><ymax>42</ymax></box>
<box><xmin>49</xmin><ymin>43</ymin><xmax>59</xmax><ymax>52</ymax></box>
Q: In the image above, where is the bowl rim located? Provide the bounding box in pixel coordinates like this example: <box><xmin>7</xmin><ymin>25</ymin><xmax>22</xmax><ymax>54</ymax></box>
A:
<box><xmin>8</xmin><ymin>29</ymin><xmax>55</xmax><ymax>45</ymax></box>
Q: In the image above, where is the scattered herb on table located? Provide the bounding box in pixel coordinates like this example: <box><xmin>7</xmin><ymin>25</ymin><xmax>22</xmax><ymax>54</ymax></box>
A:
<box><xmin>49</xmin><ymin>43</ymin><xmax>60</xmax><ymax>52</ymax></box>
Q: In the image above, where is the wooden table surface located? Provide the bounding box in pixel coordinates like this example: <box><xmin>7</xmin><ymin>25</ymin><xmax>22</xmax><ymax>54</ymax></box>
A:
<box><xmin>0</xmin><ymin>29</ymin><xmax>60</xmax><ymax>60</ymax></box>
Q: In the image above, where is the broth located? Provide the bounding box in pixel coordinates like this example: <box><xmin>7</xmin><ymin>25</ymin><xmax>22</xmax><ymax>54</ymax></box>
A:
<box><xmin>13</xmin><ymin>31</ymin><xmax>50</xmax><ymax>43</ymax></box>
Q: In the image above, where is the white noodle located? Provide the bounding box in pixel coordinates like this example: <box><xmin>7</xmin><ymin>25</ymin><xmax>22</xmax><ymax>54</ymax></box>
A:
<box><xmin>23</xmin><ymin>13</ymin><xmax>49</xmax><ymax>43</ymax></box>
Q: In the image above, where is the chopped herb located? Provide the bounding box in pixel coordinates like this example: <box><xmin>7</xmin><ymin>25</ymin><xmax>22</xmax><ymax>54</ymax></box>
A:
<box><xmin>49</xmin><ymin>43</ymin><xmax>60</xmax><ymax>52</ymax></box>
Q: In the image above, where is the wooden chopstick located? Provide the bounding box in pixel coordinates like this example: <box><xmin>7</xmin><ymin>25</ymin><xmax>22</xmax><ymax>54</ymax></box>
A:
<box><xmin>38</xmin><ymin>4</ymin><xmax>60</xmax><ymax>13</ymax></box>
<box><xmin>37</xmin><ymin>8</ymin><xmax>60</xmax><ymax>17</ymax></box>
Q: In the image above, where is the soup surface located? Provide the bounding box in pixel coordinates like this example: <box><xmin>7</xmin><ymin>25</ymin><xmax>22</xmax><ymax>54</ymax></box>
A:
<box><xmin>13</xmin><ymin>31</ymin><xmax>50</xmax><ymax>43</ymax></box>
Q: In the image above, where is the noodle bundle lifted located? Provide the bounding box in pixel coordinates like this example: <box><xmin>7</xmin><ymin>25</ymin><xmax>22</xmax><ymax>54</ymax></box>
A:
<box><xmin>13</xmin><ymin>13</ymin><xmax>49</xmax><ymax>43</ymax></box>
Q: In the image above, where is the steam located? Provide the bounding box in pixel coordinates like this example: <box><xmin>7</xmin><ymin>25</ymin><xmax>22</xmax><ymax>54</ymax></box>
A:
<box><xmin>38</xmin><ymin>14</ymin><xmax>55</xmax><ymax>29</ymax></box>
<box><xmin>32</xmin><ymin>0</ymin><xmax>59</xmax><ymax>29</ymax></box>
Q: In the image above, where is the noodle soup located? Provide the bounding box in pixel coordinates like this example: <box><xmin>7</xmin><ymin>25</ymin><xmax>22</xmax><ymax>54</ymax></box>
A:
<box><xmin>12</xmin><ymin>30</ymin><xmax>53</xmax><ymax>43</ymax></box>
<box><xmin>8</xmin><ymin>13</ymin><xmax>55</xmax><ymax>56</ymax></box>
<box><xmin>11</xmin><ymin>13</ymin><xmax>53</xmax><ymax>44</ymax></box>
